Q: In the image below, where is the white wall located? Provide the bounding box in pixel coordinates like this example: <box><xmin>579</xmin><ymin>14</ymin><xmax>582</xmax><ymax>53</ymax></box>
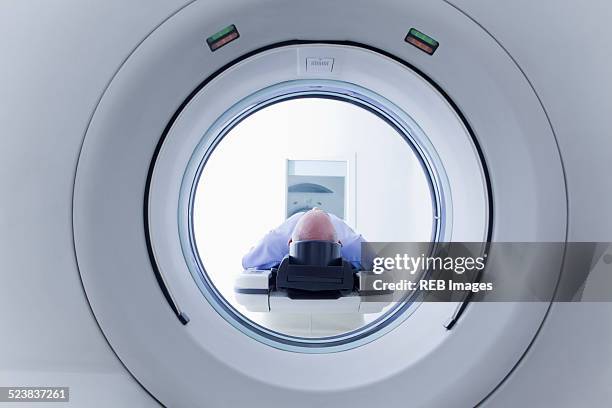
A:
<box><xmin>193</xmin><ymin>97</ymin><xmax>433</xmax><ymax>312</ymax></box>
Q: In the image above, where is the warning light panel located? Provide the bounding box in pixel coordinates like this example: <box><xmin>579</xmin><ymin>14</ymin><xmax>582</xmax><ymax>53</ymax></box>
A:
<box><xmin>207</xmin><ymin>24</ymin><xmax>240</xmax><ymax>52</ymax></box>
<box><xmin>405</xmin><ymin>28</ymin><xmax>439</xmax><ymax>55</ymax></box>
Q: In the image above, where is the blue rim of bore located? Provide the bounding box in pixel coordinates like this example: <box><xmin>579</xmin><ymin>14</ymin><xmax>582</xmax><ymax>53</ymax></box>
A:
<box><xmin>177</xmin><ymin>79</ymin><xmax>452</xmax><ymax>353</ymax></box>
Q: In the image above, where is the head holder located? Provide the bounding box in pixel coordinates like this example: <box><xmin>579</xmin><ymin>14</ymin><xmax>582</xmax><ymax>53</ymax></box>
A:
<box><xmin>275</xmin><ymin>240</ymin><xmax>355</xmax><ymax>299</ymax></box>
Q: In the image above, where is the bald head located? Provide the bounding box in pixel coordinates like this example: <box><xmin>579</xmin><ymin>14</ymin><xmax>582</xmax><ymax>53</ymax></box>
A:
<box><xmin>290</xmin><ymin>208</ymin><xmax>338</xmax><ymax>243</ymax></box>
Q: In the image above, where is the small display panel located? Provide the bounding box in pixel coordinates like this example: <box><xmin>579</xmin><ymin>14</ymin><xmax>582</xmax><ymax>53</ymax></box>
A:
<box><xmin>207</xmin><ymin>24</ymin><xmax>240</xmax><ymax>52</ymax></box>
<box><xmin>405</xmin><ymin>28</ymin><xmax>439</xmax><ymax>55</ymax></box>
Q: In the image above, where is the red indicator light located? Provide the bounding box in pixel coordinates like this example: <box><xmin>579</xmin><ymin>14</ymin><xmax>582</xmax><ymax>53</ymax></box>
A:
<box><xmin>406</xmin><ymin>36</ymin><xmax>434</xmax><ymax>54</ymax></box>
<box><xmin>209</xmin><ymin>31</ymin><xmax>239</xmax><ymax>51</ymax></box>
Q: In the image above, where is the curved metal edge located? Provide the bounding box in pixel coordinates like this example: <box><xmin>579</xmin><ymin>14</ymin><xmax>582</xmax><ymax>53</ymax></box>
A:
<box><xmin>70</xmin><ymin>1</ymin><xmax>199</xmax><ymax>406</ymax></box>
<box><xmin>439</xmin><ymin>1</ymin><xmax>570</xmax><ymax>406</ymax></box>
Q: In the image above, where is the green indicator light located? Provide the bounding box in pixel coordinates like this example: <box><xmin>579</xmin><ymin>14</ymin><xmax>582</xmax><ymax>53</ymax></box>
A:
<box><xmin>209</xmin><ymin>25</ymin><xmax>235</xmax><ymax>42</ymax></box>
<box><xmin>405</xmin><ymin>28</ymin><xmax>439</xmax><ymax>55</ymax></box>
<box><xmin>408</xmin><ymin>28</ymin><xmax>439</xmax><ymax>47</ymax></box>
<box><xmin>207</xmin><ymin>24</ymin><xmax>240</xmax><ymax>51</ymax></box>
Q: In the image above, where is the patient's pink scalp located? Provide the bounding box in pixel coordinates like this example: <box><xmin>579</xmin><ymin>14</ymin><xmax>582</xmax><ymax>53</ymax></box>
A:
<box><xmin>291</xmin><ymin>208</ymin><xmax>338</xmax><ymax>242</ymax></box>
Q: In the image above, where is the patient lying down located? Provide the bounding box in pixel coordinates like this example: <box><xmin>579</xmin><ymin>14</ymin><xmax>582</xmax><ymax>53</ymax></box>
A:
<box><xmin>242</xmin><ymin>208</ymin><xmax>366</xmax><ymax>270</ymax></box>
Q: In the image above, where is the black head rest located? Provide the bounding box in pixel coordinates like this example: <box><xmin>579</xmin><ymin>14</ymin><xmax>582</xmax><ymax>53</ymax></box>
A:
<box><xmin>289</xmin><ymin>240</ymin><xmax>341</xmax><ymax>266</ymax></box>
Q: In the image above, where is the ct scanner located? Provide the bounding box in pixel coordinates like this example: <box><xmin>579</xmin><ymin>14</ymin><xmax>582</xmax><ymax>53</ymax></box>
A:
<box><xmin>1</xmin><ymin>0</ymin><xmax>611</xmax><ymax>407</ymax></box>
